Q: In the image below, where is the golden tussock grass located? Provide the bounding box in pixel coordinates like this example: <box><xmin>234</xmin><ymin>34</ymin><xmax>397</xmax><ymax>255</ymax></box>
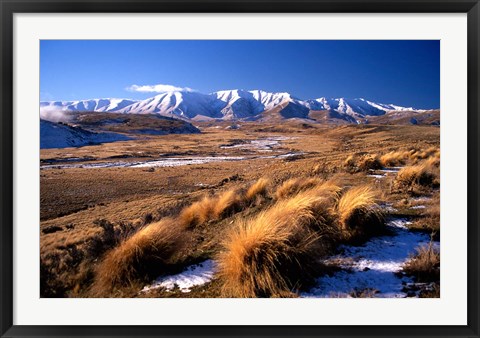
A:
<box><xmin>394</xmin><ymin>162</ymin><xmax>439</xmax><ymax>193</ymax></box>
<box><xmin>343</xmin><ymin>154</ymin><xmax>382</xmax><ymax>172</ymax></box>
<box><xmin>357</xmin><ymin>154</ymin><xmax>382</xmax><ymax>171</ymax></box>
<box><xmin>179</xmin><ymin>189</ymin><xmax>243</xmax><ymax>228</ymax></box>
<box><xmin>90</xmin><ymin>218</ymin><xmax>185</xmax><ymax>296</ymax></box>
<box><xmin>245</xmin><ymin>178</ymin><xmax>270</xmax><ymax>204</ymax></box>
<box><xmin>408</xmin><ymin>193</ymin><xmax>440</xmax><ymax>239</ymax></box>
<box><xmin>179</xmin><ymin>196</ymin><xmax>217</xmax><ymax>228</ymax></box>
<box><xmin>275</xmin><ymin>177</ymin><xmax>323</xmax><ymax>199</ymax></box>
<box><xmin>378</xmin><ymin>147</ymin><xmax>439</xmax><ymax>167</ymax></box>
<box><xmin>180</xmin><ymin>178</ymin><xmax>272</xmax><ymax>229</ymax></box>
<box><xmin>425</xmin><ymin>153</ymin><xmax>440</xmax><ymax>168</ymax></box>
<box><xmin>410</xmin><ymin>146</ymin><xmax>439</xmax><ymax>163</ymax></box>
<box><xmin>217</xmin><ymin>182</ymin><xmax>342</xmax><ymax>297</ymax></box>
<box><xmin>336</xmin><ymin>186</ymin><xmax>385</xmax><ymax>241</ymax></box>
<box><xmin>380</xmin><ymin>151</ymin><xmax>409</xmax><ymax>167</ymax></box>
<box><xmin>403</xmin><ymin>242</ymin><xmax>440</xmax><ymax>283</ymax></box>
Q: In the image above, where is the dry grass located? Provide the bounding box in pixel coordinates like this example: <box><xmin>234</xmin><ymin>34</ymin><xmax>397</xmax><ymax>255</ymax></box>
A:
<box><xmin>336</xmin><ymin>186</ymin><xmax>385</xmax><ymax>241</ymax></box>
<box><xmin>275</xmin><ymin>177</ymin><xmax>323</xmax><ymax>199</ymax></box>
<box><xmin>378</xmin><ymin>147</ymin><xmax>439</xmax><ymax>168</ymax></box>
<box><xmin>212</xmin><ymin>188</ymin><xmax>244</xmax><ymax>219</ymax></box>
<box><xmin>245</xmin><ymin>178</ymin><xmax>270</xmax><ymax>204</ymax></box>
<box><xmin>408</xmin><ymin>194</ymin><xmax>440</xmax><ymax>240</ymax></box>
<box><xmin>343</xmin><ymin>154</ymin><xmax>382</xmax><ymax>172</ymax></box>
<box><xmin>180</xmin><ymin>178</ymin><xmax>273</xmax><ymax>229</ymax></box>
<box><xmin>403</xmin><ymin>242</ymin><xmax>440</xmax><ymax>283</ymax></box>
<box><xmin>179</xmin><ymin>189</ymin><xmax>243</xmax><ymax>228</ymax></box>
<box><xmin>90</xmin><ymin>218</ymin><xmax>186</xmax><ymax>296</ymax></box>
<box><xmin>179</xmin><ymin>196</ymin><xmax>217</xmax><ymax>228</ymax></box>
<box><xmin>357</xmin><ymin>154</ymin><xmax>382</xmax><ymax>171</ymax></box>
<box><xmin>394</xmin><ymin>162</ymin><xmax>439</xmax><ymax>193</ymax></box>
<box><xmin>410</xmin><ymin>146</ymin><xmax>439</xmax><ymax>163</ymax></box>
<box><xmin>380</xmin><ymin>150</ymin><xmax>409</xmax><ymax>167</ymax></box>
<box><xmin>217</xmin><ymin>186</ymin><xmax>340</xmax><ymax>298</ymax></box>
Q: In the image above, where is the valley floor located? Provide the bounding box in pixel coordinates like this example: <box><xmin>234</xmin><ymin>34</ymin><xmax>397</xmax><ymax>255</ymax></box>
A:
<box><xmin>40</xmin><ymin>122</ymin><xmax>440</xmax><ymax>298</ymax></box>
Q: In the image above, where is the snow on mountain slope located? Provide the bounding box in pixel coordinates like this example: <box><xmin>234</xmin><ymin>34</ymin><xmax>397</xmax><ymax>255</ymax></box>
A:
<box><xmin>40</xmin><ymin>119</ymin><xmax>131</xmax><ymax>149</ymax></box>
<box><xmin>41</xmin><ymin>90</ymin><xmax>432</xmax><ymax>122</ymax></box>
<box><xmin>40</xmin><ymin>99</ymin><xmax>138</xmax><ymax>113</ymax></box>
<box><xmin>119</xmin><ymin>91</ymin><xmax>218</xmax><ymax>118</ymax></box>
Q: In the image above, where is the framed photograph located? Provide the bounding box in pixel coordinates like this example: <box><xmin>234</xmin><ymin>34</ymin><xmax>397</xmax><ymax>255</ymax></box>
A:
<box><xmin>1</xmin><ymin>0</ymin><xmax>479</xmax><ymax>337</ymax></box>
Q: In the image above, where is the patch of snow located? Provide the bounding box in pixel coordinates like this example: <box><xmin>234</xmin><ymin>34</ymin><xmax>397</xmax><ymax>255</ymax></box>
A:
<box><xmin>41</xmin><ymin>151</ymin><xmax>307</xmax><ymax>170</ymax></box>
<box><xmin>131</xmin><ymin>156</ymin><xmax>246</xmax><ymax>168</ymax></box>
<box><xmin>220</xmin><ymin>136</ymin><xmax>293</xmax><ymax>152</ymax></box>
<box><xmin>379</xmin><ymin>203</ymin><xmax>398</xmax><ymax>213</ymax></box>
<box><xmin>379</xmin><ymin>166</ymin><xmax>403</xmax><ymax>173</ymax></box>
<box><xmin>141</xmin><ymin>260</ymin><xmax>215</xmax><ymax>293</ymax></box>
<box><xmin>411</xmin><ymin>196</ymin><xmax>432</xmax><ymax>202</ymax></box>
<box><xmin>367</xmin><ymin>174</ymin><xmax>385</xmax><ymax>179</ymax></box>
<box><xmin>302</xmin><ymin>218</ymin><xmax>438</xmax><ymax>298</ymax></box>
<box><xmin>410</xmin><ymin>205</ymin><xmax>426</xmax><ymax>210</ymax></box>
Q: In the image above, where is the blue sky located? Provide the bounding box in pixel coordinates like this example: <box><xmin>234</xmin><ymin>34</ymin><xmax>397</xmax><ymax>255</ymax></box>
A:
<box><xmin>40</xmin><ymin>40</ymin><xmax>439</xmax><ymax>109</ymax></box>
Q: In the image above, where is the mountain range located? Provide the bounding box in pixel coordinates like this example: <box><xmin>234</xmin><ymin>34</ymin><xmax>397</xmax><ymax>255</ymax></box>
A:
<box><xmin>40</xmin><ymin>89</ymin><xmax>436</xmax><ymax>124</ymax></box>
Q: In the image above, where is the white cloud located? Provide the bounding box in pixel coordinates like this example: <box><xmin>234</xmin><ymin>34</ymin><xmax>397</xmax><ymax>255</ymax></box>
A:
<box><xmin>126</xmin><ymin>84</ymin><xmax>195</xmax><ymax>93</ymax></box>
<box><xmin>40</xmin><ymin>106</ymin><xmax>71</xmax><ymax>123</ymax></box>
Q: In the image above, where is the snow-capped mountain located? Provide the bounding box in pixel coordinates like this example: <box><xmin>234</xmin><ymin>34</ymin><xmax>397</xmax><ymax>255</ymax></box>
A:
<box><xmin>40</xmin><ymin>90</ymin><xmax>431</xmax><ymax>123</ymax></box>
<box><xmin>40</xmin><ymin>98</ymin><xmax>138</xmax><ymax>113</ymax></box>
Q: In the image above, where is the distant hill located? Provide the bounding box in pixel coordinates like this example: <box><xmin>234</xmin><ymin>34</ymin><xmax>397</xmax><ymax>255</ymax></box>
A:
<box><xmin>41</xmin><ymin>113</ymin><xmax>200</xmax><ymax>149</ymax></box>
<box><xmin>68</xmin><ymin>112</ymin><xmax>201</xmax><ymax>135</ymax></box>
<box><xmin>40</xmin><ymin>119</ymin><xmax>131</xmax><ymax>149</ymax></box>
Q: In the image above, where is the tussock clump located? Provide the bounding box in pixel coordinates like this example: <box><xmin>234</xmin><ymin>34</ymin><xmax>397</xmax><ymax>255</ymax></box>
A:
<box><xmin>425</xmin><ymin>153</ymin><xmax>440</xmax><ymax>168</ymax></box>
<box><xmin>343</xmin><ymin>154</ymin><xmax>357</xmax><ymax>172</ymax></box>
<box><xmin>343</xmin><ymin>154</ymin><xmax>382</xmax><ymax>172</ymax></box>
<box><xmin>403</xmin><ymin>242</ymin><xmax>440</xmax><ymax>283</ymax></box>
<box><xmin>394</xmin><ymin>163</ymin><xmax>439</xmax><ymax>193</ymax></box>
<box><xmin>179</xmin><ymin>196</ymin><xmax>217</xmax><ymax>228</ymax></box>
<box><xmin>91</xmin><ymin>218</ymin><xmax>185</xmax><ymax>296</ymax></box>
<box><xmin>336</xmin><ymin>186</ymin><xmax>385</xmax><ymax>241</ymax></box>
<box><xmin>275</xmin><ymin>177</ymin><xmax>323</xmax><ymax>199</ymax></box>
<box><xmin>245</xmin><ymin>178</ymin><xmax>270</xmax><ymax>204</ymax></box>
<box><xmin>179</xmin><ymin>189</ymin><xmax>244</xmax><ymax>228</ymax></box>
<box><xmin>410</xmin><ymin>146</ymin><xmax>439</xmax><ymax>163</ymax></box>
<box><xmin>212</xmin><ymin>188</ymin><xmax>244</xmax><ymax>219</ymax></box>
<box><xmin>180</xmin><ymin>180</ymin><xmax>271</xmax><ymax>229</ymax></box>
<box><xmin>217</xmin><ymin>188</ymin><xmax>339</xmax><ymax>298</ymax></box>
<box><xmin>357</xmin><ymin>154</ymin><xmax>382</xmax><ymax>171</ymax></box>
<box><xmin>408</xmin><ymin>195</ymin><xmax>440</xmax><ymax>240</ymax></box>
<box><xmin>380</xmin><ymin>151</ymin><xmax>409</xmax><ymax>167</ymax></box>
<box><xmin>378</xmin><ymin>147</ymin><xmax>439</xmax><ymax>167</ymax></box>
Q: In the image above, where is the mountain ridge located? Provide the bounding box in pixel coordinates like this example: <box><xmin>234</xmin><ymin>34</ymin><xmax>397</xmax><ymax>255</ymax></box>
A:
<box><xmin>40</xmin><ymin>89</ymin><xmax>436</xmax><ymax>124</ymax></box>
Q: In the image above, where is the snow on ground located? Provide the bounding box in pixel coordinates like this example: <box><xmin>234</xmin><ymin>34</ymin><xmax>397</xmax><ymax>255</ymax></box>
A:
<box><xmin>379</xmin><ymin>202</ymin><xmax>398</xmax><ymax>213</ymax></box>
<box><xmin>367</xmin><ymin>174</ymin><xmax>385</xmax><ymax>179</ymax></box>
<box><xmin>410</xmin><ymin>205</ymin><xmax>426</xmax><ymax>210</ymax></box>
<box><xmin>141</xmin><ymin>260</ymin><xmax>215</xmax><ymax>293</ymax></box>
<box><xmin>411</xmin><ymin>196</ymin><xmax>432</xmax><ymax>202</ymax></box>
<box><xmin>41</xmin><ymin>156</ymin><xmax>247</xmax><ymax>169</ymax></box>
<box><xmin>131</xmin><ymin>156</ymin><xmax>246</xmax><ymax>168</ymax></box>
<box><xmin>378</xmin><ymin>167</ymin><xmax>403</xmax><ymax>173</ymax></box>
<box><xmin>220</xmin><ymin>136</ymin><xmax>293</xmax><ymax>152</ymax></box>
<box><xmin>302</xmin><ymin>218</ymin><xmax>439</xmax><ymax>298</ymax></box>
<box><xmin>40</xmin><ymin>152</ymin><xmax>306</xmax><ymax>170</ymax></box>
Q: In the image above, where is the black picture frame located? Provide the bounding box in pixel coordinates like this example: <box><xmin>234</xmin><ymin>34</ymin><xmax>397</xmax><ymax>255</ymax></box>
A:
<box><xmin>1</xmin><ymin>1</ymin><xmax>479</xmax><ymax>337</ymax></box>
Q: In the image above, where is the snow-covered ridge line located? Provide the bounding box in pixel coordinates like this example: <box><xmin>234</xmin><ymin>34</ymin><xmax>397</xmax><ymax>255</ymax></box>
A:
<box><xmin>41</xmin><ymin>89</ymin><xmax>436</xmax><ymax>122</ymax></box>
